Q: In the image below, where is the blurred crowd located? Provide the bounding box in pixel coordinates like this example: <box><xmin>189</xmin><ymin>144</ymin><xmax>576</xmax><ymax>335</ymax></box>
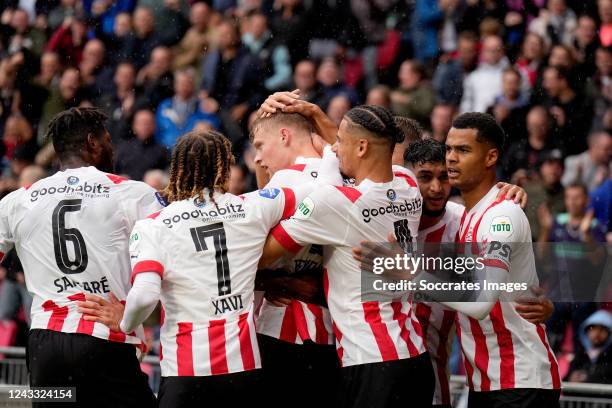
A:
<box><xmin>0</xmin><ymin>0</ymin><xmax>611</xmax><ymax>384</ymax></box>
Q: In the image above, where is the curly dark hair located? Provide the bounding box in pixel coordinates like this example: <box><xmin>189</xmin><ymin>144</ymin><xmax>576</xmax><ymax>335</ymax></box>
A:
<box><xmin>405</xmin><ymin>138</ymin><xmax>446</xmax><ymax>167</ymax></box>
<box><xmin>163</xmin><ymin>130</ymin><xmax>235</xmax><ymax>204</ymax></box>
<box><xmin>46</xmin><ymin>107</ymin><xmax>109</xmax><ymax>160</ymax></box>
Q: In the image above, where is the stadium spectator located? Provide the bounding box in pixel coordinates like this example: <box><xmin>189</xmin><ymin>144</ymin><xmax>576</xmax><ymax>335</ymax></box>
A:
<box><xmin>48</xmin><ymin>0</ymin><xmax>78</xmax><ymax>31</ymax></box>
<box><xmin>427</xmin><ymin>103</ymin><xmax>454</xmax><ymax>143</ymax></box>
<box><xmin>316</xmin><ymin>57</ymin><xmax>359</xmax><ymax>109</ymax></box>
<box><xmin>270</xmin><ymin>0</ymin><xmax>311</xmax><ymax>66</ymax></box>
<box><xmin>7</xmin><ymin>8</ymin><xmax>46</xmax><ymax>58</ymax></box>
<box><xmin>2</xmin><ymin>115</ymin><xmax>34</xmax><ymax>161</ymax></box>
<box><xmin>587</xmin><ymin>46</ymin><xmax>612</xmax><ymax>132</ymax></box>
<box><xmin>93</xmin><ymin>11</ymin><xmax>134</xmax><ymax>67</ymax></box>
<box><xmin>488</xmin><ymin>67</ymin><xmax>530</xmax><ymax>141</ymax></box>
<box><xmin>566</xmin><ymin>309</ymin><xmax>612</xmax><ymax>383</ymax></box>
<box><xmin>326</xmin><ymin>94</ymin><xmax>351</xmax><ymax>127</ymax></box>
<box><xmin>155</xmin><ymin>0</ymin><xmax>189</xmax><ymax>47</ymax></box>
<box><xmin>574</xmin><ymin>15</ymin><xmax>600</xmax><ymax>80</ymax></box>
<box><xmin>539</xmin><ymin>183</ymin><xmax>607</xmax><ymax>354</ymax></box>
<box><xmin>460</xmin><ymin>35</ymin><xmax>509</xmax><ymax>113</ymax></box>
<box><xmin>242</xmin><ymin>11</ymin><xmax>292</xmax><ymax>92</ymax></box>
<box><xmin>156</xmin><ymin>68</ymin><xmax>220</xmax><ymax>149</ymax></box>
<box><xmin>502</xmin><ymin>105</ymin><xmax>556</xmax><ymax>179</ymax></box>
<box><xmin>79</xmin><ymin>38</ymin><xmax>114</xmax><ymax>99</ymax></box>
<box><xmin>34</xmin><ymin>51</ymin><xmax>61</xmax><ymax>88</ymax></box>
<box><xmin>410</xmin><ymin>0</ymin><xmax>443</xmax><ymax>65</ymax></box>
<box><xmin>115</xmin><ymin>109</ymin><xmax>168</xmax><ymax>181</ymax></box>
<box><xmin>600</xmin><ymin>0</ymin><xmax>612</xmax><ymax>47</ymax></box>
<box><xmin>98</xmin><ymin>62</ymin><xmax>139</xmax><ymax>142</ymax></box>
<box><xmin>516</xmin><ymin>32</ymin><xmax>546</xmax><ymax>88</ymax></box>
<box><xmin>0</xmin><ymin>251</ymin><xmax>30</xmax><ymax>326</ymax></box>
<box><xmin>528</xmin><ymin>0</ymin><xmax>577</xmax><ymax>48</ymax></box>
<box><xmin>46</xmin><ymin>15</ymin><xmax>88</xmax><ymax>66</ymax></box>
<box><xmin>542</xmin><ymin>65</ymin><xmax>593</xmax><ymax>155</ymax></box>
<box><xmin>124</xmin><ymin>7</ymin><xmax>160</xmax><ymax>69</ymax></box>
<box><xmin>37</xmin><ymin>67</ymin><xmax>84</xmax><ymax>147</ymax></box>
<box><xmin>548</xmin><ymin>43</ymin><xmax>577</xmax><ymax>70</ymax></box>
<box><xmin>365</xmin><ymin>85</ymin><xmax>391</xmax><ymax>108</ymax></box>
<box><xmin>292</xmin><ymin>59</ymin><xmax>325</xmax><ymax>106</ymax></box>
<box><xmin>391</xmin><ymin>60</ymin><xmax>436</xmax><ymax>128</ymax></box>
<box><xmin>524</xmin><ymin>149</ymin><xmax>566</xmax><ymax>241</ymax></box>
<box><xmin>350</xmin><ymin>0</ymin><xmax>394</xmax><ymax>89</ymax></box>
<box><xmin>172</xmin><ymin>1</ymin><xmax>211</xmax><ymax>70</ymax></box>
<box><xmin>561</xmin><ymin>131</ymin><xmax>612</xmax><ymax>191</ymax></box>
<box><xmin>590</xmin><ymin>172</ymin><xmax>612</xmax><ymax>241</ymax></box>
<box><xmin>432</xmin><ymin>31</ymin><xmax>479</xmax><ymax>106</ymax></box>
<box><xmin>137</xmin><ymin>46</ymin><xmax>175</xmax><ymax>111</ymax></box>
<box><xmin>200</xmin><ymin>18</ymin><xmax>264</xmax><ymax>126</ymax></box>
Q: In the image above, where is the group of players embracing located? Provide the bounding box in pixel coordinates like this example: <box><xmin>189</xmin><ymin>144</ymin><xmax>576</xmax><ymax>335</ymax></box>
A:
<box><xmin>0</xmin><ymin>89</ymin><xmax>560</xmax><ymax>408</ymax></box>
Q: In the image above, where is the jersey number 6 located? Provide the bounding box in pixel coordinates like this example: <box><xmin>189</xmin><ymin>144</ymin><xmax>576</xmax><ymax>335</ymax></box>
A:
<box><xmin>52</xmin><ymin>199</ymin><xmax>88</xmax><ymax>274</ymax></box>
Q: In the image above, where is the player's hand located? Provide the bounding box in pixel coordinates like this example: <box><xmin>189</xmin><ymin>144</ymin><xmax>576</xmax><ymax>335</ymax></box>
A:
<box><xmin>258</xmin><ymin>89</ymin><xmax>300</xmax><ymax>117</ymax></box>
<box><xmin>281</xmin><ymin>98</ymin><xmax>321</xmax><ymax>118</ymax></box>
<box><xmin>352</xmin><ymin>232</ymin><xmax>417</xmax><ymax>280</ymax></box>
<box><xmin>515</xmin><ymin>286</ymin><xmax>554</xmax><ymax>324</ymax></box>
<box><xmin>77</xmin><ymin>293</ymin><xmax>125</xmax><ymax>332</ymax></box>
<box><xmin>496</xmin><ymin>182</ymin><xmax>527</xmax><ymax>208</ymax></box>
<box><xmin>284</xmin><ymin>275</ymin><xmax>321</xmax><ymax>303</ymax></box>
<box><xmin>264</xmin><ymin>292</ymin><xmax>293</xmax><ymax>307</ymax></box>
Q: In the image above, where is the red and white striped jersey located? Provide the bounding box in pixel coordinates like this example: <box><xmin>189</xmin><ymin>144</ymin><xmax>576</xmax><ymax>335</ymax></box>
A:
<box><xmin>256</xmin><ymin>157</ymin><xmax>334</xmax><ymax>345</ymax></box>
<box><xmin>271</xmin><ymin>176</ymin><xmax>426</xmax><ymax>366</ymax></box>
<box><xmin>0</xmin><ymin>166</ymin><xmax>163</xmax><ymax>349</ymax></box>
<box><xmin>456</xmin><ymin>186</ymin><xmax>561</xmax><ymax>391</ymax></box>
<box><xmin>392</xmin><ymin>164</ymin><xmax>418</xmax><ymax>188</ymax></box>
<box><xmin>129</xmin><ymin>188</ymin><xmax>299</xmax><ymax>376</ymax></box>
<box><xmin>415</xmin><ymin>200</ymin><xmax>463</xmax><ymax>406</ymax></box>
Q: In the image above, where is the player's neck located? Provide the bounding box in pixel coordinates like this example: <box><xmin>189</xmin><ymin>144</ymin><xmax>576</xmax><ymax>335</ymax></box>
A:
<box><xmin>355</xmin><ymin>160</ymin><xmax>393</xmax><ymax>185</ymax></box>
<box><xmin>59</xmin><ymin>156</ymin><xmax>91</xmax><ymax>171</ymax></box>
<box><xmin>292</xmin><ymin>143</ymin><xmax>320</xmax><ymax>161</ymax></box>
<box><xmin>461</xmin><ymin>178</ymin><xmax>497</xmax><ymax>212</ymax></box>
<box><xmin>419</xmin><ymin>212</ymin><xmax>445</xmax><ymax>230</ymax></box>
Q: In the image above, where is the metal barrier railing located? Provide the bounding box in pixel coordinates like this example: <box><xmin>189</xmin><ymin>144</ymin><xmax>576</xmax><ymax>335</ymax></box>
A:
<box><xmin>0</xmin><ymin>347</ymin><xmax>611</xmax><ymax>407</ymax></box>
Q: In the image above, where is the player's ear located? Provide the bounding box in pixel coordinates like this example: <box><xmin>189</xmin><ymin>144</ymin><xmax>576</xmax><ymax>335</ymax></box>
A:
<box><xmin>280</xmin><ymin>127</ymin><xmax>291</xmax><ymax>146</ymax></box>
<box><xmin>357</xmin><ymin>138</ymin><xmax>369</xmax><ymax>158</ymax></box>
<box><xmin>485</xmin><ymin>147</ymin><xmax>499</xmax><ymax>168</ymax></box>
<box><xmin>86</xmin><ymin>132</ymin><xmax>99</xmax><ymax>153</ymax></box>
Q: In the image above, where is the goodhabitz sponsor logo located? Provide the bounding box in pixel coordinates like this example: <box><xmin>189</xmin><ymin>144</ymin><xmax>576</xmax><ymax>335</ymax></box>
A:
<box><xmin>162</xmin><ymin>202</ymin><xmax>245</xmax><ymax>227</ymax></box>
<box><xmin>362</xmin><ymin>197</ymin><xmax>422</xmax><ymax>223</ymax></box>
<box><xmin>29</xmin><ymin>180</ymin><xmax>110</xmax><ymax>202</ymax></box>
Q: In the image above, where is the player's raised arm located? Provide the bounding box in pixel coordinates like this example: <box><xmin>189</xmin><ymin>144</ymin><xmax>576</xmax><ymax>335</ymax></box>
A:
<box><xmin>259</xmin><ymin>90</ymin><xmax>338</xmax><ymax>145</ymax></box>
<box><xmin>259</xmin><ymin>186</ymin><xmax>350</xmax><ymax>269</ymax></box>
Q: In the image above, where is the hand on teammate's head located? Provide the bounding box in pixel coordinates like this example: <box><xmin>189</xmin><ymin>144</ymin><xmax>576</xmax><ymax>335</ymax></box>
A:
<box><xmin>258</xmin><ymin>89</ymin><xmax>301</xmax><ymax>117</ymax></box>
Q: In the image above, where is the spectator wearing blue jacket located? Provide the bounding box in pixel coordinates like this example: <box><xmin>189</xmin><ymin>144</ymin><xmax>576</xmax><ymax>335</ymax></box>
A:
<box><xmin>410</xmin><ymin>0</ymin><xmax>443</xmax><ymax>64</ymax></box>
<box><xmin>590</xmin><ymin>175</ymin><xmax>612</xmax><ymax>241</ymax></box>
<box><xmin>156</xmin><ymin>68</ymin><xmax>220</xmax><ymax>149</ymax></box>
